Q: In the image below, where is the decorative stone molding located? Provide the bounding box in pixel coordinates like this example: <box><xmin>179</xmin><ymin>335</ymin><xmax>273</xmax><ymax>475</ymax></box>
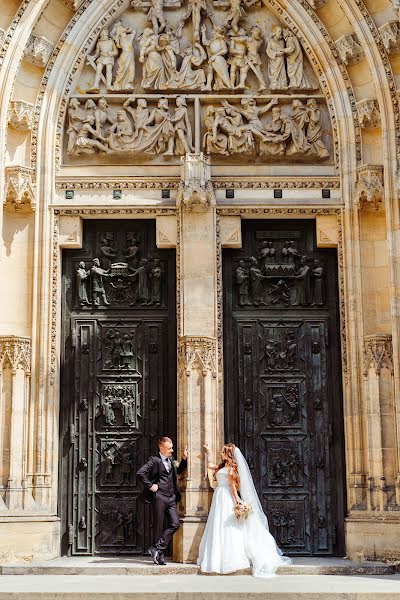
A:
<box><xmin>60</xmin><ymin>0</ymin><xmax>84</xmax><ymax>8</ymax></box>
<box><xmin>354</xmin><ymin>165</ymin><xmax>384</xmax><ymax>210</ymax></box>
<box><xmin>363</xmin><ymin>335</ymin><xmax>394</xmax><ymax>376</ymax></box>
<box><xmin>8</xmin><ymin>101</ymin><xmax>34</xmax><ymax>131</ymax></box>
<box><xmin>178</xmin><ymin>336</ymin><xmax>217</xmax><ymax>377</ymax></box>
<box><xmin>55</xmin><ymin>178</ymin><xmax>179</xmax><ymax>190</ymax></box>
<box><xmin>357</xmin><ymin>99</ymin><xmax>381</xmax><ymax>129</ymax></box>
<box><xmin>0</xmin><ymin>337</ymin><xmax>31</xmax><ymax>374</ymax></box>
<box><xmin>24</xmin><ymin>34</ymin><xmax>53</xmax><ymax>68</ymax></box>
<box><xmin>305</xmin><ymin>0</ymin><xmax>328</xmax><ymax>8</ymax></box>
<box><xmin>4</xmin><ymin>167</ymin><xmax>36</xmax><ymax>212</ymax></box>
<box><xmin>0</xmin><ymin>28</ymin><xmax>5</xmax><ymax>48</ymax></box>
<box><xmin>213</xmin><ymin>178</ymin><xmax>340</xmax><ymax>190</ymax></box>
<box><xmin>391</xmin><ymin>0</ymin><xmax>400</xmax><ymax>19</ymax></box>
<box><xmin>177</xmin><ymin>154</ymin><xmax>215</xmax><ymax>213</ymax></box>
<box><xmin>335</xmin><ymin>33</ymin><xmax>365</xmax><ymax>66</ymax></box>
<box><xmin>379</xmin><ymin>21</ymin><xmax>400</xmax><ymax>54</ymax></box>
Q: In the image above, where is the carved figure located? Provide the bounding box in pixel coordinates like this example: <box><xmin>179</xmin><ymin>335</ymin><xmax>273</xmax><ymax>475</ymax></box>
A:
<box><xmin>246</xmin><ymin>26</ymin><xmax>266</xmax><ymax>92</ymax></box>
<box><xmin>84</xmin><ymin>98</ymin><xmax>96</xmax><ymax>117</ymax></box>
<box><xmin>285</xmin><ymin>386</ymin><xmax>298</xmax><ymax>422</ymax></box>
<box><xmin>102</xmin><ymin>398</ymin><xmax>115</xmax><ymax>426</ymax></box>
<box><xmin>249</xmin><ymin>256</ymin><xmax>266</xmax><ymax>305</ymax></box>
<box><xmin>122</xmin><ymin>335</ymin><xmax>135</xmax><ymax>369</ymax></box>
<box><xmin>72</xmin><ymin>116</ymin><xmax>110</xmax><ymax>155</ymax></box>
<box><xmin>212</xmin><ymin>104</ymin><xmax>253</xmax><ymax>154</ymax></box>
<box><xmin>104</xmin><ymin>448</ymin><xmax>116</xmax><ymax>481</ymax></box>
<box><xmin>87</xmin><ymin>28</ymin><xmax>118</xmax><ymax>92</ymax></box>
<box><xmin>111</xmin><ymin>21</ymin><xmax>137</xmax><ymax>91</ymax></box>
<box><xmin>140</xmin><ymin>30</ymin><xmax>178</xmax><ymax>90</ymax></box>
<box><xmin>130</xmin><ymin>258</ymin><xmax>150</xmax><ymax>305</ymax></box>
<box><xmin>266</xmin><ymin>26</ymin><xmax>287</xmax><ymax>90</ymax></box>
<box><xmin>202</xmin><ymin>25</ymin><xmax>233</xmax><ymax>91</ymax></box>
<box><xmin>108</xmin><ymin>110</ymin><xmax>135</xmax><ymax>150</ymax></box>
<box><xmin>119</xmin><ymin>449</ymin><xmax>133</xmax><ymax>483</ymax></box>
<box><xmin>91</xmin><ymin>257</ymin><xmax>110</xmax><ymax>306</ymax></box>
<box><xmin>169</xmin><ymin>96</ymin><xmax>194</xmax><ymax>155</ymax></box>
<box><xmin>270</xmin><ymin>393</ymin><xmax>285</xmax><ymax>425</ymax></box>
<box><xmin>167</xmin><ymin>42</ymin><xmax>207</xmax><ymax>90</ymax></box>
<box><xmin>306</xmin><ymin>99</ymin><xmax>329</xmax><ymax>158</ymax></box>
<box><xmin>94</xmin><ymin>97</ymin><xmax>113</xmax><ymax>135</ymax></box>
<box><xmin>228</xmin><ymin>27</ymin><xmax>249</xmax><ymax>89</ymax></box>
<box><xmin>286</xmin><ymin>100</ymin><xmax>312</xmax><ymax>156</ymax></box>
<box><xmin>66</xmin><ymin>98</ymin><xmax>85</xmax><ymax>155</ymax></box>
<box><xmin>281</xmin><ymin>241</ymin><xmax>289</xmax><ymax>263</ymax></box>
<box><xmin>286</xmin><ymin>451</ymin><xmax>300</xmax><ymax>484</ymax></box>
<box><xmin>100</xmin><ymin>237</ymin><xmax>118</xmax><ymax>261</ymax></box>
<box><xmin>121</xmin><ymin>396</ymin><xmax>136</xmax><ymax>427</ymax></box>
<box><xmin>147</xmin><ymin>0</ymin><xmax>166</xmax><ymax>34</ymax></box>
<box><xmin>224</xmin><ymin>0</ymin><xmax>251</xmax><ymax>34</ymax></box>
<box><xmin>181</xmin><ymin>0</ymin><xmax>208</xmax><ymax>42</ymax></box>
<box><xmin>282</xmin><ymin>28</ymin><xmax>313</xmax><ymax>90</ymax></box>
<box><xmin>76</xmin><ymin>261</ymin><xmax>91</xmax><ymax>305</ymax></box>
<box><xmin>287</xmin><ymin>240</ymin><xmax>300</xmax><ymax>265</ymax></box>
<box><xmin>110</xmin><ymin>330</ymin><xmax>124</xmax><ymax>368</ymax></box>
<box><xmin>285</xmin><ymin>335</ymin><xmax>297</xmax><ymax>369</ymax></box>
<box><xmin>235</xmin><ymin>260</ymin><xmax>251</xmax><ymax>305</ymax></box>
<box><xmin>265</xmin><ymin>339</ymin><xmax>278</xmax><ymax>370</ymax></box>
<box><xmin>311</xmin><ymin>258</ymin><xmax>324</xmax><ymax>305</ymax></box>
<box><xmin>151</xmin><ymin>259</ymin><xmax>162</xmax><ymax>304</ymax></box>
<box><xmin>268</xmin><ymin>279</ymin><xmax>290</xmax><ymax>306</ymax></box>
<box><xmin>258</xmin><ymin>241</ymin><xmax>269</xmax><ymax>268</ymax></box>
<box><xmin>203</xmin><ymin>106</ymin><xmax>229</xmax><ymax>155</ymax></box>
<box><xmin>260</xmin><ymin>106</ymin><xmax>288</xmax><ymax>156</ymax></box>
<box><xmin>124</xmin><ymin>237</ymin><xmax>140</xmax><ymax>266</ymax></box>
<box><xmin>292</xmin><ymin>255</ymin><xmax>311</xmax><ymax>306</ymax></box>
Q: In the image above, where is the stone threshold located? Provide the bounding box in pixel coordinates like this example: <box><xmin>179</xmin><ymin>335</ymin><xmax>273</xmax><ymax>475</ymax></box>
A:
<box><xmin>0</xmin><ymin>557</ymin><xmax>397</xmax><ymax>576</ymax></box>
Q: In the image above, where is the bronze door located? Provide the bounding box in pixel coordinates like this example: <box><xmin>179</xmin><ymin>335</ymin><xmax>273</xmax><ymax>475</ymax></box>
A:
<box><xmin>223</xmin><ymin>220</ymin><xmax>345</xmax><ymax>556</ymax></box>
<box><xmin>59</xmin><ymin>220</ymin><xmax>176</xmax><ymax>555</ymax></box>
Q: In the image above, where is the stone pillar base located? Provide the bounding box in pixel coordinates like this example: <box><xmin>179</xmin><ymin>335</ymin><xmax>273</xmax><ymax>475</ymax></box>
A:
<box><xmin>346</xmin><ymin>516</ymin><xmax>400</xmax><ymax>561</ymax></box>
<box><xmin>0</xmin><ymin>517</ymin><xmax>60</xmax><ymax>563</ymax></box>
<box><xmin>173</xmin><ymin>517</ymin><xmax>207</xmax><ymax>563</ymax></box>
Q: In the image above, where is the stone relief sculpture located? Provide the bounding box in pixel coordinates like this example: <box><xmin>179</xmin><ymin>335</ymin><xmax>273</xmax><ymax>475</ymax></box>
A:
<box><xmin>111</xmin><ymin>21</ymin><xmax>137</xmax><ymax>91</ymax></box>
<box><xmin>65</xmin><ymin>3</ymin><xmax>331</xmax><ymax>164</ymax></box>
<box><xmin>202</xmin><ymin>97</ymin><xmax>327</xmax><ymax>157</ymax></box>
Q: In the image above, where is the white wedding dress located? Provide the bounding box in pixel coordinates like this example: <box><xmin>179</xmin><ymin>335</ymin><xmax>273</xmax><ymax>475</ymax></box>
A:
<box><xmin>197</xmin><ymin>449</ymin><xmax>292</xmax><ymax>577</ymax></box>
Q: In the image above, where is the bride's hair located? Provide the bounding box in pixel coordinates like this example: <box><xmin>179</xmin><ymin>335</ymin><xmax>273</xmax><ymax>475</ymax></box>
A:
<box><xmin>214</xmin><ymin>443</ymin><xmax>240</xmax><ymax>488</ymax></box>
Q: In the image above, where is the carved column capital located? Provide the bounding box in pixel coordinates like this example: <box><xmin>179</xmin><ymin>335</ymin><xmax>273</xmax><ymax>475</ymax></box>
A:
<box><xmin>0</xmin><ymin>336</ymin><xmax>31</xmax><ymax>374</ymax></box>
<box><xmin>8</xmin><ymin>101</ymin><xmax>34</xmax><ymax>131</ymax></box>
<box><xmin>335</xmin><ymin>33</ymin><xmax>365</xmax><ymax>66</ymax></box>
<box><xmin>363</xmin><ymin>335</ymin><xmax>393</xmax><ymax>376</ymax></box>
<box><xmin>354</xmin><ymin>164</ymin><xmax>384</xmax><ymax>210</ymax></box>
<box><xmin>357</xmin><ymin>99</ymin><xmax>381</xmax><ymax>129</ymax></box>
<box><xmin>391</xmin><ymin>0</ymin><xmax>400</xmax><ymax>19</ymax></box>
<box><xmin>178</xmin><ymin>336</ymin><xmax>217</xmax><ymax>377</ymax></box>
<box><xmin>4</xmin><ymin>166</ymin><xmax>36</xmax><ymax>213</ymax></box>
<box><xmin>177</xmin><ymin>153</ymin><xmax>215</xmax><ymax>213</ymax></box>
<box><xmin>379</xmin><ymin>21</ymin><xmax>400</xmax><ymax>53</ymax></box>
<box><xmin>24</xmin><ymin>34</ymin><xmax>53</xmax><ymax>68</ymax></box>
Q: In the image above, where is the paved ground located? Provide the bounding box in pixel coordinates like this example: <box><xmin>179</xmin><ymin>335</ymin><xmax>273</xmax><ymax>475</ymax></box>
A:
<box><xmin>0</xmin><ymin>573</ymin><xmax>399</xmax><ymax>598</ymax></box>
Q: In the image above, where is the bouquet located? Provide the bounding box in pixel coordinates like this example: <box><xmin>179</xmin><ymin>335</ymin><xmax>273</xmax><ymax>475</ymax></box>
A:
<box><xmin>234</xmin><ymin>501</ymin><xmax>252</xmax><ymax>520</ymax></box>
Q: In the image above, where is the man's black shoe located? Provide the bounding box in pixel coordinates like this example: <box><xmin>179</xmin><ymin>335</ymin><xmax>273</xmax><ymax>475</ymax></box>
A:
<box><xmin>157</xmin><ymin>552</ymin><xmax>166</xmax><ymax>565</ymax></box>
<box><xmin>148</xmin><ymin>547</ymin><xmax>160</xmax><ymax>565</ymax></box>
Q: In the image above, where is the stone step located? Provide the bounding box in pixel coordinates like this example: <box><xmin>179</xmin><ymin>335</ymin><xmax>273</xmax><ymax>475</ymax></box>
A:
<box><xmin>0</xmin><ymin>573</ymin><xmax>400</xmax><ymax>599</ymax></box>
<box><xmin>0</xmin><ymin>557</ymin><xmax>397</xmax><ymax>577</ymax></box>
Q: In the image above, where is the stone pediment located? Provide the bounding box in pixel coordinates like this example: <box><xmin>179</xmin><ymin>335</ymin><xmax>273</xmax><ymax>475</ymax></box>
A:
<box><xmin>63</xmin><ymin>1</ymin><xmax>333</xmax><ymax>169</ymax></box>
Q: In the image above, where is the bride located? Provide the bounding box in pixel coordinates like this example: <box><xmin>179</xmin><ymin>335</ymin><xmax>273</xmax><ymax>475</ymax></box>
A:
<box><xmin>197</xmin><ymin>443</ymin><xmax>292</xmax><ymax>577</ymax></box>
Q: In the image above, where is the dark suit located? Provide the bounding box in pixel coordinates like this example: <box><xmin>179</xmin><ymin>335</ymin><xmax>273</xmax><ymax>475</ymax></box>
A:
<box><xmin>137</xmin><ymin>454</ymin><xmax>187</xmax><ymax>552</ymax></box>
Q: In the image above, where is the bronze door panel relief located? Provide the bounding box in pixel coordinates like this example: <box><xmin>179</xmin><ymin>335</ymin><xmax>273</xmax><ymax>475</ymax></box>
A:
<box><xmin>60</xmin><ymin>220</ymin><xmax>176</xmax><ymax>555</ymax></box>
<box><xmin>224</xmin><ymin>220</ymin><xmax>345</xmax><ymax>556</ymax></box>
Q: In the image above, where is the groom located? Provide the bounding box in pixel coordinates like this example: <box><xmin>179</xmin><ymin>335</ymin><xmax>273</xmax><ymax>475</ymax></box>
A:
<box><xmin>137</xmin><ymin>437</ymin><xmax>188</xmax><ymax>565</ymax></box>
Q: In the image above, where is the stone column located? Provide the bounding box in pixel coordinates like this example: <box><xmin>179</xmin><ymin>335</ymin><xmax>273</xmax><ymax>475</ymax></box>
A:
<box><xmin>0</xmin><ymin>336</ymin><xmax>34</xmax><ymax>510</ymax></box>
<box><xmin>172</xmin><ymin>154</ymin><xmax>219</xmax><ymax>562</ymax></box>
